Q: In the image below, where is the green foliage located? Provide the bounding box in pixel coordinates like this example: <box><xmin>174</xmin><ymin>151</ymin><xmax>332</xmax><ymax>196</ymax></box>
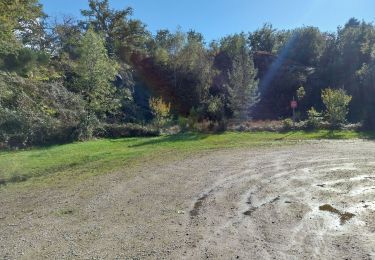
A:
<box><xmin>207</xmin><ymin>96</ymin><xmax>224</xmax><ymax>121</ymax></box>
<box><xmin>1</xmin><ymin>48</ymin><xmax>50</xmax><ymax>76</ymax></box>
<box><xmin>0</xmin><ymin>0</ymin><xmax>44</xmax><ymax>55</ymax></box>
<box><xmin>215</xmin><ymin>33</ymin><xmax>259</xmax><ymax>120</ymax></box>
<box><xmin>286</xmin><ymin>26</ymin><xmax>325</xmax><ymax>66</ymax></box>
<box><xmin>177</xmin><ymin>116</ymin><xmax>189</xmax><ymax>131</ymax></box>
<box><xmin>249</xmin><ymin>23</ymin><xmax>289</xmax><ymax>54</ymax></box>
<box><xmin>75</xmin><ymin>28</ymin><xmax>119</xmax><ymax>117</ymax></box>
<box><xmin>0</xmin><ymin>72</ymin><xmax>85</xmax><ymax>147</ymax></box>
<box><xmin>81</xmin><ymin>0</ymin><xmax>150</xmax><ymax>60</ymax></box>
<box><xmin>306</xmin><ymin>107</ymin><xmax>323</xmax><ymax>129</ymax></box>
<box><xmin>72</xmin><ymin>28</ymin><xmax>120</xmax><ymax>139</ymax></box>
<box><xmin>100</xmin><ymin>123</ymin><xmax>159</xmax><ymax>138</ymax></box>
<box><xmin>321</xmin><ymin>88</ymin><xmax>352</xmax><ymax>127</ymax></box>
<box><xmin>296</xmin><ymin>86</ymin><xmax>306</xmax><ymax>101</ymax></box>
<box><xmin>187</xmin><ymin>107</ymin><xmax>201</xmax><ymax>129</ymax></box>
<box><xmin>227</xmin><ymin>55</ymin><xmax>259</xmax><ymax>119</ymax></box>
<box><xmin>249</xmin><ymin>23</ymin><xmax>277</xmax><ymax>53</ymax></box>
<box><xmin>282</xmin><ymin>118</ymin><xmax>294</xmax><ymax>130</ymax></box>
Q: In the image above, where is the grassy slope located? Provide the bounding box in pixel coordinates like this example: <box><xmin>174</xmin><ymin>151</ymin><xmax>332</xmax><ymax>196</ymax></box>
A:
<box><xmin>0</xmin><ymin>130</ymin><xmax>367</xmax><ymax>187</ymax></box>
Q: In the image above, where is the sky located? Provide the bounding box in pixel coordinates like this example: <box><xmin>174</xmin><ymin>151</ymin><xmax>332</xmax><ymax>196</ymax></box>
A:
<box><xmin>40</xmin><ymin>0</ymin><xmax>375</xmax><ymax>42</ymax></box>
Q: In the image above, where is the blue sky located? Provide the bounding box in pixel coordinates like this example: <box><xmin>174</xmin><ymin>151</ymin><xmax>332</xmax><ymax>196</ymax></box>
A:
<box><xmin>40</xmin><ymin>0</ymin><xmax>375</xmax><ymax>42</ymax></box>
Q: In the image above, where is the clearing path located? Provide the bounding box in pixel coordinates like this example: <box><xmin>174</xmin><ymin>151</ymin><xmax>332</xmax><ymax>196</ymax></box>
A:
<box><xmin>0</xmin><ymin>140</ymin><xmax>374</xmax><ymax>259</ymax></box>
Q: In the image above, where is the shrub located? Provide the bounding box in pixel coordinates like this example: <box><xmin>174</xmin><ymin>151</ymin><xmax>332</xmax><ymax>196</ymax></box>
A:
<box><xmin>187</xmin><ymin>107</ymin><xmax>200</xmax><ymax>130</ymax></box>
<box><xmin>207</xmin><ymin>96</ymin><xmax>224</xmax><ymax>121</ymax></box>
<box><xmin>282</xmin><ymin>118</ymin><xmax>294</xmax><ymax>130</ymax></box>
<box><xmin>306</xmin><ymin>107</ymin><xmax>323</xmax><ymax>129</ymax></box>
<box><xmin>296</xmin><ymin>86</ymin><xmax>306</xmax><ymax>101</ymax></box>
<box><xmin>99</xmin><ymin>123</ymin><xmax>159</xmax><ymax>138</ymax></box>
<box><xmin>321</xmin><ymin>88</ymin><xmax>352</xmax><ymax>128</ymax></box>
<box><xmin>177</xmin><ymin>116</ymin><xmax>189</xmax><ymax>131</ymax></box>
<box><xmin>192</xmin><ymin>119</ymin><xmax>226</xmax><ymax>133</ymax></box>
<box><xmin>75</xmin><ymin>114</ymin><xmax>100</xmax><ymax>141</ymax></box>
<box><xmin>149</xmin><ymin>97</ymin><xmax>171</xmax><ymax>128</ymax></box>
<box><xmin>0</xmin><ymin>72</ymin><xmax>85</xmax><ymax>148</ymax></box>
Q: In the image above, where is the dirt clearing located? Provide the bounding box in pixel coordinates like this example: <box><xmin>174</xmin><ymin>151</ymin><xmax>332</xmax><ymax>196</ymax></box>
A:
<box><xmin>1</xmin><ymin>140</ymin><xmax>374</xmax><ymax>259</ymax></box>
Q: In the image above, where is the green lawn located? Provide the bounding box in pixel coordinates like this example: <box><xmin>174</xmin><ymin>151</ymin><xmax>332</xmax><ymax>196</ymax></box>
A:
<box><xmin>0</xmin><ymin>130</ymin><xmax>368</xmax><ymax>187</ymax></box>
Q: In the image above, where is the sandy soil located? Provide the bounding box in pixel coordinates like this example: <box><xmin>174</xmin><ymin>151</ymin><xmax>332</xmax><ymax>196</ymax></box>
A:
<box><xmin>0</xmin><ymin>140</ymin><xmax>374</xmax><ymax>259</ymax></box>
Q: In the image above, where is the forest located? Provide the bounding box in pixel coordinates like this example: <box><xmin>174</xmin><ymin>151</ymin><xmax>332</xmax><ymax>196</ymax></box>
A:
<box><xmin>1</xmin><ymin>0</ymin><xmax>375</xmax><ymax>148</ymax></box>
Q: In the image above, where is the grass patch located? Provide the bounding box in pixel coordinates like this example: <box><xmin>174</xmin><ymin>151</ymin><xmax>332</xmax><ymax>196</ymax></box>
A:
<box><xmin>0</xmin><ymin>130</ymin><xmax>365</xmax><ymax>187</ymax></box>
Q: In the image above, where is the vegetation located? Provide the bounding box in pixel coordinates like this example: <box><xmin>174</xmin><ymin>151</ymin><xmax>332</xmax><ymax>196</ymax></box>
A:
<box><xmin>149</xmin><ymin>97</ymin><xmax>171</xmax><ymax>128</ymax></box>
<box><xmin>321</xmin><ymin>88</ymin><xmax>352</xmax><ymax>127</ymax></box>
<box><xmin>306</xmin><ymin>107</ymin><xmax>323</xmax><ymax>129</ymax></box>
<box><xmin>1</xmin><ymin>0</ymin><xmax>375</xmax><ymax>148</ymax></box>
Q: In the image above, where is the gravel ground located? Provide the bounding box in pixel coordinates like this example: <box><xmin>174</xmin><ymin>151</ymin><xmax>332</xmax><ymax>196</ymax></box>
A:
<box><xmin>0</xmin><ymin>140</ymin><xmax>374</xmax><ymax>259</ymax></box>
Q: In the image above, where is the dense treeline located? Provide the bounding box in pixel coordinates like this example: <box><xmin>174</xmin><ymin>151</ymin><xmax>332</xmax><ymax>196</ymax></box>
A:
<box><xmin>0</xmin><ymin>0</ymin><xmax>374</xmax><ymax>147</ymax></box>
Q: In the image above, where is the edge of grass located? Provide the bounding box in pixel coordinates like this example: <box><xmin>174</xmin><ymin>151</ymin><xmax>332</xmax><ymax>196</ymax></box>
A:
<box><xmin>0</xmin><ymin>130</ymin><xmax>371</xmax><ymax>189</ymax></box>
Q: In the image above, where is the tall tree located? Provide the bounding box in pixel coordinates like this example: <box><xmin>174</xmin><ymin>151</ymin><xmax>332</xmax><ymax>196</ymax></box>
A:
<box><xmin>75</xmin><ymin>28</ymin><xmax>119</xmax><ymax>118</ymax></box>
<box><xmin>249</xmin><ymin>23</ymin><xmax>277</xmax><ymax>53</ymax></box>
<box><xmin>0</xmin><ymin>0</ymin><xmax>44</xmax><ymax>54</ymax></box>
<box><xmin>286</xmin><ymin>26</ymin><xmax>325</xmax><ymax>67</ymax></box>
<box><xmin>212</xmin><ymin>33</ymin><xmax>259</xmax><ymax>119</ymax></box>
<box><xmin>80</xmin><ymin>0</ymin><xmax>150</xmax><ymax>61</ymax></box>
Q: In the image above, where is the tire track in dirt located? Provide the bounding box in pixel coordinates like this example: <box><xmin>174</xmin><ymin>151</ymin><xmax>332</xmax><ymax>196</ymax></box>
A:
<box><xmin>181</xmin><ymin>141</ymin><xmax>375</xmax><ymax>259</ymax></box>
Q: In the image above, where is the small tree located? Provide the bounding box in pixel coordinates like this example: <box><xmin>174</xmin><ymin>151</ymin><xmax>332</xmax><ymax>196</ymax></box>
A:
<box><xmin>321</xmin><ymin>88</ymin><xmax>352</xmax><ymax>127</ymax></box>
<box><xmin>149</xmin><ymin>97</ymin><xmax>171</xmax><ymax>128</ymax></box>
<box><xmin>306</xmin><ymin>107</ymin><xmax>323</xmax><ymax>129</ymax></box>
<box><xmin>228</xmin><ymin>56</ymin><xmax>259</xmax><ymax>120</ymax></box>
<box><xmin>75</xmin><ymin>28</ymin><xmax>119</xmax><ymax>139</ymax></box>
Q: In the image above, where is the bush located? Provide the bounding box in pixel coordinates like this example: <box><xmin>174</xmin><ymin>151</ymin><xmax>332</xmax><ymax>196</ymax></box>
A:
<box><xmin>187</xmin><ymin>107</ymin><xmax>200</xmax><ymax>129</ymax></box>
<box><xmin>149</xmin><ymin>97</ymin><xmax>171</xmax><ymax>129</ymax></box>
<box><xmin>177</xmin><ymin>116</ymin><xmax>189</xmax><ymax>131</ymax></box>
<box><xmin>0</xmin><ymin>72</ymin><xmax>85</xmax><ymax>148</ymax></box>
<box><xmin>306</xmin><ymin>107</ymin><xmax>323</xmax><ymax>129</ymax></box>
<box><xmin>321</xmin><ymin>88</ymin><xmax>352</xmax><ymax>128</ymax></box>
<box><xmin>192</xmin><ymin>119</ymin><xmax>226</xmax><ymax>133</ymax></box>
<box><xmin>74</xmin><ymin>114</ymin><xmax>100</xmax><ymax>141</ymax></box>
<box><xmin>282</xmin><ymin>118</ymin><xmax>294</xmax><ymax>130</ymax></box>
<box><xmin>99</xmin><ymin>123</ymin><xmax>159</xmax><ymax>138</ymax></box>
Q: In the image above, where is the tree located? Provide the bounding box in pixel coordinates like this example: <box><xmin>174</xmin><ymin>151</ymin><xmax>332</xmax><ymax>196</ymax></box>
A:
<box><xmin>286</xmin><ymin>26</ymin><xmax>325</xmax><ymax>67</ymax></box>
<box><xmin>81</xmin><ymin>0</ymin><xmax>150</xmax><ymax>60</ymax></box>
<box><xmin>357</xmin><ymin>48</ymin><xmax>375</xmax><ymax>129</ymax></box>
<box><xmin>51</xmin><ymin>16</ymin><xmax>82</xmax><ymax>57</ymax></box>
<box><xmin>0</xmin><ymin>0</ymin><xmax>48</xmax><ymax>75</ymax></box>
<box><xmin>218</xmin><ymin>34</ymin><xmax>259</xmax><ymax>119</ymax></box>
<box><xmin>248</xmin><ymin>23</ymin><xmax>280</xmax><ymax>53</ymax></box>
<box><xmin>333</xmin><ymin>19</ymin><xmax>375</xmax><ymax>121</ymax></box>
<box><xmin>321</xmin><ymin>88</ymin><xmax>352</xmax><ymax>127</ymax></box>
<box><xmin>75</xmin><ymin>28</ymin><xmax>119</xmax><ymax>137</ymax></box>
<box><xmin>228</xmin><ymin>56</ymin><xmax>259</xmax><ymax>120</ymax></box>
<box><xmin>0</xmin><ymin>0</ymin><xmax>44</xmax><ymax>55</ymax></box>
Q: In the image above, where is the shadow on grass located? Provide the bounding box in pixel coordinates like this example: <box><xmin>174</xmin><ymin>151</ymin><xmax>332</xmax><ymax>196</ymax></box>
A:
<box><xmin>128</xmin><ymin>132</ymin><xmax>209</xmax><ymax>148</ymax></box>
<box><xmin>320</xmin><ymin>130</ymin><xmax>349</xmax><ymax>139</ymax></box>
<box><xmin>273</xmin><ymin>129</ymin><xmax>374</xmax><ymax>141</ymax></box>
<box><xmin>274</xmin><ymin>131</ymin><xmax>297</xmax><ymax>140</ymax></box>
<box><xmin>358</xmin><ymin>131</ymin><xmax>375</xmax><ymax>140</ymax></box>
<box><xmin>321</xmin><ymin>130</ymin><xmax>375</xmax><ymax>140</ymax></box>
